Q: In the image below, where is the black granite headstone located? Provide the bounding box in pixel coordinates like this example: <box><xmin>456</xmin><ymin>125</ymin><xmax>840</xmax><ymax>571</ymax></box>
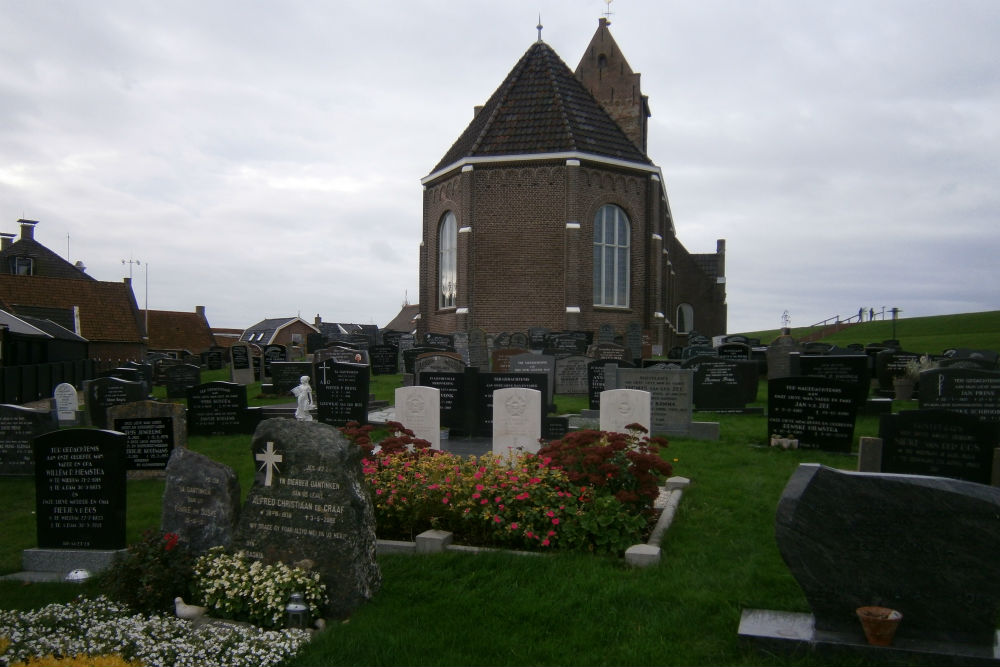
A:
<box><xmin>270</xmin><ymin>362</ymin><xmax>313</xmax><ymax>395</ymax></box>
<box><xmin>419</xmin><ymin>371</ymin><xmax>470</xmax><ymax>434</ymax></box>
<box><xmin>693</xmin><ymin>359</ymin><xmax>747</xmax><ymax>411</ymax></box>
<box><xmin>475</xmin><ymin>372</ymin><xmax>547</xmax><ymax>437</ymax></box>
<box><xmin>232</xmin><ymin>419</ymin><xmax>381</xmax><ymax>620</ymax></box>
<box><xmin>314</xmin><ymin>359</ymin><xmax>370</xmax><ymax>426</ymax></box>
<box><xmin>767</xmin><ymin>377</ymin><xmax>858</xmax><ymax>452</ymax></box>
<box><xmin>86</xmin><ymin>376</ymin><xmax>145</xmax><ymax>429</ymax></box>
<box><xmin>165</xmin><ymin>363</ymin><xmax>201</xmax><ymax>399</ymax></box>
<box><xmin>0</xmin><ymin>404</ymin><xmax>56</xmax><ymax>476</ymax></box>
<box><xmin>918</xmin><ymin>368</ymin><xmax>1000</xmax><ymax>422</ymax></box>
<box><xmin>776</xmin><ymin>463</ymin><xmax>1000</xmax><ymax>645</ymax></box>
<box><xmin>33</xmin><ymin>428</ymin><xmax>127</xmax><ymax>549</ymax></box>
<box><xmin>799</xmin><ymin>354</ymin><xmax>871</xmax><ymax>407</ymax></box>
<box><xmin>186</xmin><ymin>382</ymin><xmax>251</xmax><ymax>436</ymax></box>
<box><xmin>370</xmin><ymin>344</ymin><xmax>399</xmax><ymax>375</ymax></box>
<box><xmin>879</xmin><ymin>409</ymin><xmax>998</xmax><ymax>484</ymax></box>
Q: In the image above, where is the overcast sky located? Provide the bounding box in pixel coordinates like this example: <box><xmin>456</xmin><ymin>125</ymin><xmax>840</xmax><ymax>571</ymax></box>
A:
<box><xmin>2</xmin><ymin>1</ymin><xmax>997</xmax><ymax>334</ymax></box>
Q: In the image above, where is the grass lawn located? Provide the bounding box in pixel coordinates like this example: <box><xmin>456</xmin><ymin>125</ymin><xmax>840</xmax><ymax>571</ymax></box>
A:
<box><xmin>2</xmin><ymin>311</ymin><xmax>996</xmax><ymax>666</ymax></box>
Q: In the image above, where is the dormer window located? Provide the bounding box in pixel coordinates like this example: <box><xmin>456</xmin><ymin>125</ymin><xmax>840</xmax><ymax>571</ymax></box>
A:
<box><xmin>10</xmin><ymin>256</ymin><xmax>32</xmax><ymax>275</ymax></box>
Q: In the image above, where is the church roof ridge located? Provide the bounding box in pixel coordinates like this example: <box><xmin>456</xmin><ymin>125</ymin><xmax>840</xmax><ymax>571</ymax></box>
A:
<box><xmin>429</xmin><ymin>39</ymin><xmax>650</xmax><ymax>176</ymax></box>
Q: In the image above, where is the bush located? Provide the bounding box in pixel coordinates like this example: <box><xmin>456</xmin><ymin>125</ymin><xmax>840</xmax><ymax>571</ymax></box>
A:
<box><xmin>191</xmin><ymin>548</ymin><xmax>327</xmax><ymax>628</ymax></box>
<box><xmin>537</xmin><ymin>425</ymin><xmax>673</xmax><ymax>514</ymax></box>
<box><xmin>100</xmin><ymin>530</ymin><xmax>194</xmax><ymax>616</ymax></box>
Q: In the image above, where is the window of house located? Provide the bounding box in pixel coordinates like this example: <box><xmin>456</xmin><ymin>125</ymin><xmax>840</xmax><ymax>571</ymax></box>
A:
<box><xmin>9</xmin><ymin>256</ymin><xmax>32</xmax><ymax>275</ymax></box>
<box><xmin>677</xmin><ymin>303</ymin><xmax>694</xmax><ymax>334</ymax></box>
<box><xmin>593</xmin><ymin>204</ymin><xmax>630</xmax><ymax>307</ymax></box>
<box><xmin>438</xmin><ymin>211</ymin><xmax>457</xmax><ymax>309</ymax></box>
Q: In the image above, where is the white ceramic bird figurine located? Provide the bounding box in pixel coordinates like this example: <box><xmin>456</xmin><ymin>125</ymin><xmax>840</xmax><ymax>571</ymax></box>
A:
<box><xmin>174</xmin><ymin>596</ymin><xmax>208</xmax><ymax>620</ymax></box>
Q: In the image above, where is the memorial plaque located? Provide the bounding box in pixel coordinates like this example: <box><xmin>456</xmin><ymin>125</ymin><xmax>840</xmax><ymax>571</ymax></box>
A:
<box><xmin>314</xmin><ymin>359</ymin><xmax>370</xmax><ymax>426</ymax></box>
<box><xmin>270</xmin><ymin>362</ymin><xmax>313</xmax><ymax>395</ymax></box>
<box><xmin>187</xmin><ymin>382</ymin><xmax>250</xmax><ymax>436</ymax></box>
<box><xmin>615</xmin><ymin>367</ymin><xmax>693</xmax><ymax>435</ymax></box>
<box><xmin>554</xmin><ymin>355</ymin><xmax>589</xmax><ymax>395</ymax></box>
<box><xmin>370</xmin><ymin>344</ymin><xmax>399</xmax><ymax>375</ymax></box>
<box><xmin>542</xmin><ymin>416</ymin><xmax>569</xmax><ymax>441</ymax></box>
<box><xmin>424</xmin><ymin>332</ymin><xmax>454</xmax><ymax>349</ymax></box>
<box><xmin>230</xmin><ymin>344</ymin><xmax>254</xmax><ymax>385</ymax></box>
<box><xmin>165</xmin><ymin>363</ymin><xmax>201</xmax><ymax>399</ymax></box>
<box><xmin>33</xmin><ymin>428</ymin><xmax>127</xmax><ymax>549</ymax></box>
<box><xmin>419</xmin><ymin>371</ymin><xmax>469</xmax><ymax>432</ymax></box>
<box><xmin>799</xmin><ymin>354</ymin><xmax>871</xmax><ymax>407</ymax></box>
<box><xmin>475</xmin><ymin>373</ymin><xmax>547</xmax><ymax>437</ymax></box>
<box><xmin>767</xmin><ymin>377</ymin><xmax>858</xmax><ymax>452</ymax></box>
<box><xmin>233</xmin><ymin>419</ymin><xmax>381</xmax><ymax>620</ymax></box>
<box><xmin>919</xmin><ymin>368</ymin><xmax>1000</xmax><ymax>422</ymax></box>
<box><xmin>589</xmin><ymin>342</ymin><xmax>628</xmax><ymax>362</ymax></box>
<box><xmin>86</xmin><ymin>376</ymin><xmax>145</xmax><ymax>429</ymax></box>
<box><xmin>491</xmin><ymin>347</ymin><xmax>530</xmax><ymax>373</ymax></box>
<box><xmin>314</xmin><ymin>346</ymin><xmax>370</xmax><ymax>366</ymax></box>
<box><xmin>879</xmin><ymin>409</ymin><xmax>998</xmax><ymax>484</ymax></box>
<box><xmin>161</xmin><ymin>447</ymin><xmax>241</xmax><ymax>554</ymax></box>
<box><xmin>693</xmin><ymin>359</ymin><xmax>747</xmax><ymax>411</ymax></box>
<box><xmin>776</xmin><ymin>463</ymin><xmax>1000</xmax><ymax>645</ymax></box>
<box><xmin>0</xmin><ymin>404</ymin><xmax>56</xmax><ymax>476</ymax></box>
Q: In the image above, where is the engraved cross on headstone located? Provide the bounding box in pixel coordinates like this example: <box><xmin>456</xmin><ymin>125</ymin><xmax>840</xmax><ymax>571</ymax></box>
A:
<box><xmin>255</xmin><ymin>440</ymin><xmax>282</xmax><ymax>487</ymax></box>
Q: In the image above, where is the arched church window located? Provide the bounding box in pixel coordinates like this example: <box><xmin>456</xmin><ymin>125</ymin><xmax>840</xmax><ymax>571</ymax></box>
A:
<box><xmin>677</xmin><ymin>303</ymin><xmax>694</xmax><ymax>334</ymax></box>
<box><xmin>593</xmin><ymin>204</ymin><xmax>630</xmax><ymax>308</ymax></box>
<box><xmin>438</xmin><ymin>212</ymin><xmax>457</xmax><ymax>309</ymax></box>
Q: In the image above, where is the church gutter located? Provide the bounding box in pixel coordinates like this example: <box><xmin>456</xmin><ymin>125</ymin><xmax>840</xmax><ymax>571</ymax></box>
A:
<box><xmin>421</xmin><ymin>151</ymin><xmax>663</xmax><ymax>186</ymax></box>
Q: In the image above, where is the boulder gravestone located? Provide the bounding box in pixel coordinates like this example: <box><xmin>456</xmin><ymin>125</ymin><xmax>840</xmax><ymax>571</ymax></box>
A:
<box><xmin>232</xmin><ymin>419</ymin><xmax>381</xmax><ymax>620</ymax></box>
<box><xmin>33</xmin><ymin>428</ymin><xmax>127</xmax><ymax>549</ymax></box>
<box><xmin>161</xmin><ymin>447</ymin><xmax>241</xmax><ymax>554</ymax></box>
<box><xmin>774</xmin><ymin>463</ymin><xmax>1000</xmax><ymax>646</ymax></box>
<box><xmin>0</xmin><ymin>404</ymin><xmax>56</xmax><ymax>476</ymax></box>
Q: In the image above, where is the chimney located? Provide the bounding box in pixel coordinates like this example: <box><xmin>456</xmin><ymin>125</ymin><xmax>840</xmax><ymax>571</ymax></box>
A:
<box><xmin>0</xmin><ymin>233</ymin><xmax>14</xmax><ymax>251</ymax></box>
<box><xmin>473</xmin><ymin>105</ymin><xmax>483</xmax><ymax>118</ymax></box>
<box><xmin>196</xmin><ymin>305</ymin><xmax>206</xmax><ymax>319</ymax></box>
<box><xmin>17</xmin><ymin>219</ymin><xmax>37</xmax><ymax>241</ymax></box>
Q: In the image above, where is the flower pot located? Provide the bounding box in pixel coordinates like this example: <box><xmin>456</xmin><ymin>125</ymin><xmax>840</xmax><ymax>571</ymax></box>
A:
<box><xmin>856</xmin><ymin>606</ymin><xmax>902</xmax><ymax>646</ymax></box>
<box><xmin>892</xmin><ymin>378</ymin><xmax>915</xmax><ymax>401</ymax></box>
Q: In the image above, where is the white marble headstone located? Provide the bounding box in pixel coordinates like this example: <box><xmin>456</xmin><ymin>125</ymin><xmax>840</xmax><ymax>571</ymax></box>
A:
<box><xmin>492</xmin><ymin>387</ymin><xmax>542</xmax><ymax>456</ymax></box>
<box><xmin>394</xmin><ymin>386</ymin><xmax>441</xmax><ymax>449</ymax></box>
<box><xmin>53</xmin><ymin>382</ymin><xmax>79</xmax><ymax>423</ymax></box>
<box><xmin>599</xmin><ymin>388</ymin><xmax>651</xmax><ymax>434</ymax></box>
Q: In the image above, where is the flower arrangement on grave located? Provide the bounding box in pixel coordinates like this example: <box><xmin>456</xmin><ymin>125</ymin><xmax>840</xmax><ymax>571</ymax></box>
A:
<box><xmin>191</xmin><ymin>548</ymin><xmax>327</xmax><ymax>629</ymax></box>
<box><xmin>343</xmin><ymin>421</ymin><xmax>674</xmax><ymax>555</ymax></box>
<box><xmin>902</xmin><ymin>355</ymin><xmax>938</xmax><ymax>381</ymax></box>
<box><xmin>100</xmin><ymin>529</ymin><xmax>196</xmax><ymax>616</ymax></box>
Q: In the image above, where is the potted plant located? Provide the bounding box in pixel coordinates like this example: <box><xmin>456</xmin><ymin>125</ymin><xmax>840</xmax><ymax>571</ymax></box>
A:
<box><xmin>856</xmin><ymin>606</ymin><xmax>903</xmax><ymax>646</ymax></box>
<box><xmin>893</xmin><ymin>355</ymin><xmax>937</xmax><ymax>400</ymax></box>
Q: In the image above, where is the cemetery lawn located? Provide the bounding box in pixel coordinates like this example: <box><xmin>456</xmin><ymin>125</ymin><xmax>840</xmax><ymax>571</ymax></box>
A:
<box><xmin>1</xmin><ymin>385</ymin><xmax>947</xmax><ymax>666</ymax></box>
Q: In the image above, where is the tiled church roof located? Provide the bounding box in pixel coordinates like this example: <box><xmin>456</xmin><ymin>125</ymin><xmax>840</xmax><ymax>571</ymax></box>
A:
<box><xmin>431</xmin><ymin>40</ymin><xmax>651</xmax><ymax>174</ymax></box>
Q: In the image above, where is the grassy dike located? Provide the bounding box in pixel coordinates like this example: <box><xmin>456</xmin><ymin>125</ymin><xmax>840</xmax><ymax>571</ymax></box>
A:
<box><xmin>3</xmin><ymin>311</ymin><xmax>998</xmax><ymax>665</ymax></box>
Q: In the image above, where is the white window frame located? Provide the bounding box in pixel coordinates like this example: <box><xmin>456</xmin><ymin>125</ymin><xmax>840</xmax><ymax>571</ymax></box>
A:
<box><xmin>593</xmin><ymin>204</ymin><xmax>630</xmax><ymax>308</ymax></box>
<box><xmin>438</xmin><ymin>211</ymin><xmax>457</xmax><ymax>309</ymax></box>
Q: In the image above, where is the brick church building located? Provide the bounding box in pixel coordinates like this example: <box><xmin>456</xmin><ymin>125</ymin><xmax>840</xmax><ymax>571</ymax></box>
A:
<box><xmin>417</xmin><ymin>19</ymin><xmax>726</xmax><ymax>351</ymax></box>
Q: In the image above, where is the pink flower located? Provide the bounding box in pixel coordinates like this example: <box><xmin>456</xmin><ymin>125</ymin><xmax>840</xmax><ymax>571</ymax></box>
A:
<box><xmin>475</xmin><ymin>484</ymin><xmax>485</xmax><ymax>491</ymax></box>
<box><xmin>428</xmin><ymin>484</ymin><xmax>439</xmax><ymax>490</ymax></box>
<box><xmin>494</xmin><ymin>515</ymin><xmax>502</xmax><ymax>523</ymax></box>
<box><xmin>473</xmin><ymin>471</ymin><xmax>483</xmax><ymax>480</ymax></box>
<box><xmin>510</xmin><ymin>522</ymin><xmax>519</xmax><ymax>530</ymax></box>
<box><xmin>516</xmin><ymin>492</ymin><xmax>530</xmax><ymax>500</ymax></box>
<box><xmin>541</xmin><ymin>539</ymin><xmax>550</xmax><ymax>547</ymax></box>
<box><xmin>481</xmin><ymin>499</ymin><xmax>488</xmax><ymax>505</ymax></box>
<box><xmin>442</xmin><ymin>497</ymin><xmax>450</xmax><ymax>504</ymax></box>
<box><xmin>551</xmin><ymin>518</ymin><xmax>560</xmax><ymax>525</ymax></box>
<box><xmin>546</xmin><ymin>510</ymin><xmax>555</xmax><ymax>518</ymax></box>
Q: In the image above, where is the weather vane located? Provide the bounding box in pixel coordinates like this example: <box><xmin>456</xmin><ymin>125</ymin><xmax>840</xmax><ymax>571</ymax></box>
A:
<box><xmin>603</xmin><ymin>0</ymin><xmax>614</xmax><ymax>23</ymax></box>
<box><xmin>537</xmin><ymin>14</ymin><xmax>543</xmax><ymax>42</ymax></box>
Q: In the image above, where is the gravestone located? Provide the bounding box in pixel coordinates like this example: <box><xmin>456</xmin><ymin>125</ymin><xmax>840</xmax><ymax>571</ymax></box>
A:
<box><xmin>424</xmin><ymin>332</ymin><xmax>454</xmax><ymax>349</ymax></box>
<box><xmin>205</xmin><ymin>349</ymin><xmax>224</xmax><ymax>370</ymax></box>
<box><xmin>716</xmin><ymin>342</ymin><xmax>751</xmax><ymax>361</ymax></box>
<box><xmin>164</xmin><ymin>363</ymin><xmax>201</xmax><ymax>399</ymax></box>
<box><xmin>587</xmin><ymin>359</ymin><xmax>631</xmax><ymax>410</ymax></box>
<box><xmin>878</xmin><ymin>409</ymin><xmax>999</xmax><ymax>485</ymax></box>
<box><xmin>394</xmin><ymin>386</ymin><xmax>441</xmax><ymax>449</ymax></box>
<box><xmin>554</xmin><ymin>355</ymin><xmax>589</xmax><ymax>395</ymax></box>
<box><xmin>510</xmin><ymin>353</ymin><xmax>556</xmax><ymax>408</ymax></box>
<box><xmin>0</xmin><ymin>404</ymin><xmax>57</xmax><ymax>476</ymax></box>
<box><xmin>33</xmin><ymin>428</ymin><xmax>127</xmax><ymax>549</ymax></box>
<box><xmin>774</xmin><ymin>463</ymin><xmax>1000</xmax><ymax>646</ymax></box>
<box><xmin>589</xmin><ymin>342</ymin><xmax>629</xmax><ymax>362</ymax></box>
<box><xmin>542</xmin><ymin>416</ymin><xmax>569</xmax><ymax>441</ymax></box>
<box><xmin>468</xmin><ymin>328</ymin><xmax>489</xmax><ymax>371</ymax></box>
<box><xmin>492</xmin><ymin>387</ymin><xmax>542</xmax><ymax>455</ymax></box>
<box><xmin>414</xmin><ymin>352</ymin><xmax>465</xmax><ymax>385</ymax></box>
<box><xmin>919</xmin><ymin>368</ymin><xmax>1000</xmax><ymax>422</ymax></box>
<box><xmin>528</xmin><ymin>327</ymin><xmax>550</xmax><ymax>350</ymax></box>
<box><xmin>509</xmin><ymin>332</ymin><xmax>529</xmax><ymax>349</ymax></box>
<box><xmin>186</xmin><ymin>382</ymin><xmax>252</xmax><ymax>436</ymax></box>
<box><xmin>270</xmin><ymin>361</ymin><xmax>313</xmax><ymax>395</ymax></box>
<box><xmin>491</xmin><ymin>347</ymin><xmax>530</xmax><ymax>373</ymax></box>
<box><xmin>767</xmin><ymin>377</ymin><xmax>858</xmax><ymax>452</ymax></box>
<box><xmin>230</xmin><ymin>344</ymin><xmax>255</xmax><ymax>385</ymax></box>
<box><xmin>475</xmin><ymin>372</ymin><xmax>547</xmax><ymax>438</ymax></box>
<box><xmin>599</xmin><ymin>389</ymin><xmax>651</xmax><ymax>434</ymax></box>
<box><xmin>314</xmin><ymin>359</ymin><xmax>370</xmax><ymax>426</ymax></box>
<box><xmin>53</xmin><ymin>382</ymin><xmax>80</xmax><ymax>424</ymax></box>
<box><xmin>875</xmin><ymin>349</ymin><xmax>922</xmax><ymax>392</ymax></box>
<box><xmin>315</xmin><ymin>346</ymin><xmax>371</xmax><ymax>367</ymax></box>
<box><xmin>232</xmin><ymin>419</ymin><xmax>381</xmax><ymax>620</ymax></box>
<box><xmin>419</xmin><ymin>372</ymin><xmax>470</xmax><ymax>434</ymax></box>
<box><xmin>799</xmin><ymin>354</ymin><xmax>871</xmax><ymax>407</ymax></box>
<box><xmin>370</xmin><ymin>344</ymin><xmax>399</xmax><ymax>375</ymax></box>
<box><xmin>693</xmin><ymin>359</ymin><xmax>749</xmax><ymax>412</ymax></box>
<box><xmin>161</xmin><ymin>447</ymin><xmax>241</xmax><ymax>554</ymax></box>
<box><xmin>86</xmin><ymin>376</ymin><xmax>145</xmax><ymax>430</ymax></box>
<box><xmin>625</xmin><ymin>322</ymin><xmax>643</xmax><ymax>361</ymax></box>
<box><xmin>452</xmin><ymin>331</ymin><xmax>470</xmax><ymax>365</ymax></box>
<box><xmin>613</xmin><ymin>367</ymin><xmax>693</xmax><ymax>435</ymax></box>
<box><xmin>109</xmin><ymin>400</ymin><xmax>186</xmax><ymax>471</ymax></box>
<box><xmin>401</xmin><ymin>346</ymin><xmax>440</xmax><ymax>375</ymax></box>
<box><xmin>766</xmin><ymin>333</ymin><xmax>802</xmax><ymax>380</ymax></box>
<box><xmin>598</xmin><ymin>323</ymin><xmax>615</xmax><ymax>344</ymax></box>
<box><xmin>263</xmin><ymin>344</ymin><xmax>287</xmax><ymax>378</ymax></box>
